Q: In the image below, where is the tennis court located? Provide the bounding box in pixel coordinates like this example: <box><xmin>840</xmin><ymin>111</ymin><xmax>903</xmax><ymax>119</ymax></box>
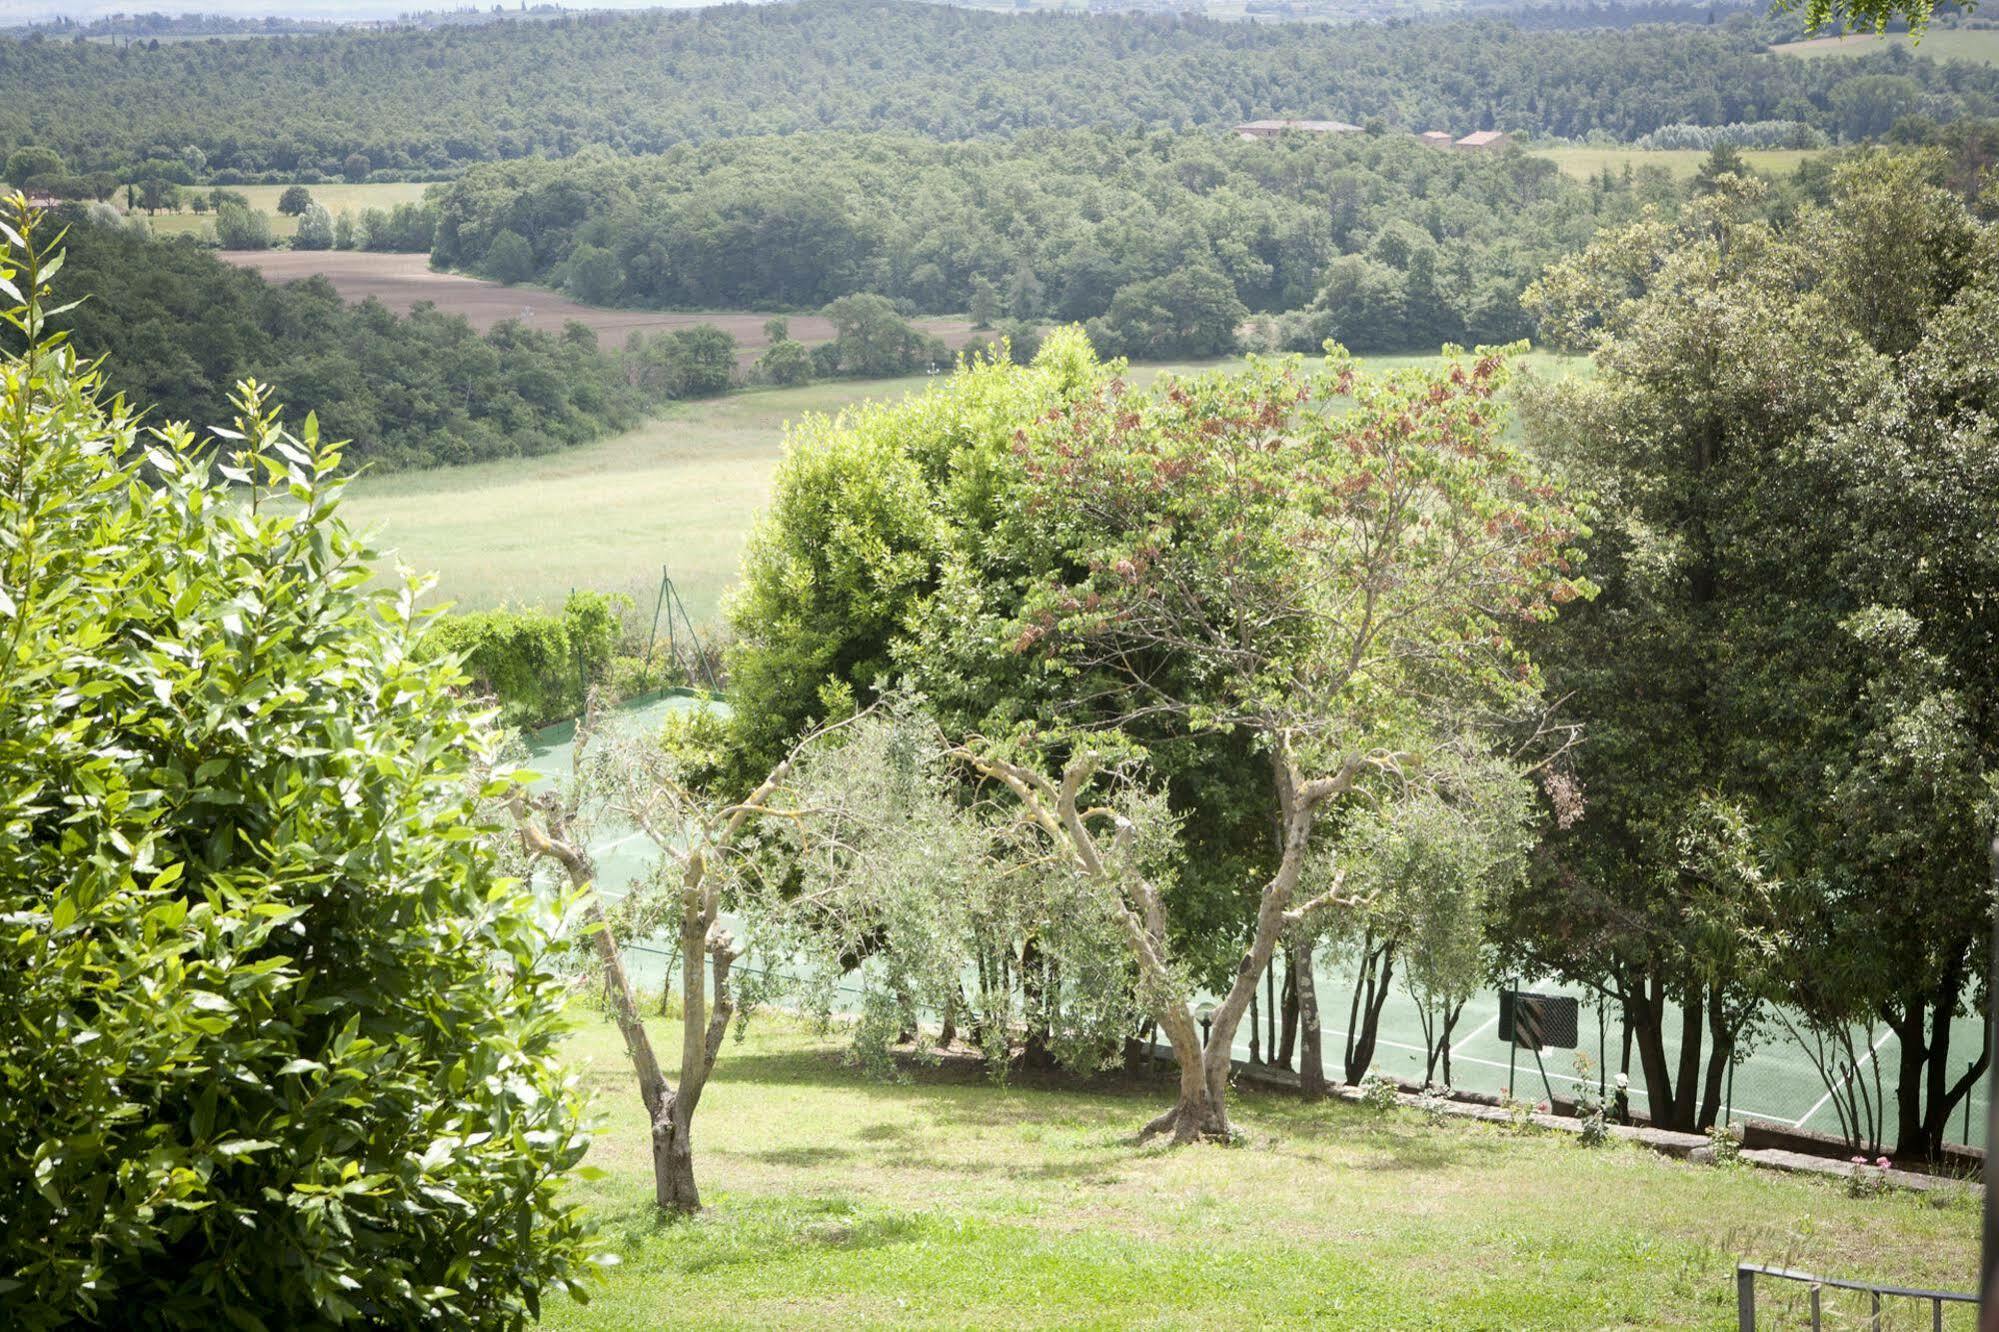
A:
<box><xmin>528</xmin><ymin>696</ymin><xmax>1989</xmax><ymax>1153</ymax></box>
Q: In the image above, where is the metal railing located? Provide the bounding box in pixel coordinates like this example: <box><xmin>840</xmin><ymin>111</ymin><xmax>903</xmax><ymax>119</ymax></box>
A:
<box><xmin>1737</xmin><ymin>1263</ymin><xmax>1976</xmax><ymax>1331</ymax></box>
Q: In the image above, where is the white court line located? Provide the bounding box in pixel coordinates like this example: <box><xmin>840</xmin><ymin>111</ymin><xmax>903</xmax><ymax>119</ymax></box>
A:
<box><xmin>1456</xmin><ymin>1010</ymin><xmax>1501</xmax><ymax>1048</ymax></box>
<box><xmin>1792</xmin><ymin>1024</ymin><xmax>1898</xmax><ymax>1129</ymax></box>
<box><xmin>1312</xmin><ymin>1024</ymin><xmax>1797</xmax><ymax>1125</ymax></box>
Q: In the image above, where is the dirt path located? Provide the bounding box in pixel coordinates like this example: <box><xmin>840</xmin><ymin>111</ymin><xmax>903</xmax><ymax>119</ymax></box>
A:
<box><xmin>218</xmin><ymin>250</ymin><xmax>974</xmax><ymax>360</ymax></box>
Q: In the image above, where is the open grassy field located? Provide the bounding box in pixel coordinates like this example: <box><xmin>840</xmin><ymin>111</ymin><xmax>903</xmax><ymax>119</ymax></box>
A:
<box><xmin>1771</xmin><ymin>28</ymin><xmax>1999</xmax><ymax>66</ymax></box>
<box><xmin>1535</xmin><ymin>145</ymin><xmax>1826</xmax><ymax>182</ymax></box>
<box><xmin>540</xmin><ymin>1015</ymin><xmax>1980</xmax><ymax>1330</ymax></box>
<box><xmin>217</xmin><ymin>249</ymin><xmax>975</xmax><ymax>356</ymax></box>
<box><xmin>342</xmin><ymin>350</ymin><xmax>1582</xmax><ymax>625</ymax></box>
<box><xmin>146</xmin><ymin>181</ymin><xmax>436</xmax><ymax>239</ymax></box>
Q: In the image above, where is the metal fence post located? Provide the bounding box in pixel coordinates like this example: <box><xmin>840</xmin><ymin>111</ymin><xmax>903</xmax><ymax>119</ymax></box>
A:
<box><xmin>1736</xmin><ymin>1265</ymin><xmax>1756</xmax><ymax>1332</ymax></box>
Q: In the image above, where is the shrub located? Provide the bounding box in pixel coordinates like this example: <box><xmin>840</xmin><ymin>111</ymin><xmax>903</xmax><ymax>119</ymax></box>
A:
<box><xmin>424</xmin><ymin>589</ymin><xmax>631</xmax><ymax>729</ymax></box>
<box><xmin>213</xmin><ymin>202</ymin><xmax>272</xmax><ymax>250</ymax></box>
<box><xmin>1417</xmin><ymin>1083</ymin><xmax>1452</xmax><ymax>1126</ymax></box>
<box><xmin>1706</xmin><ymin>1123</ymin><xmax>1744</xmax><ymax>1165</ymax></box>
<box><xmin>0</xmin><ymin>205</ymin><xmax>596</xmax><ymax>1328</ymax></box>
<box><xmin>276</xmin><ymin>183</ymin><xmax>313</xmax><ymax>215</ymax></box>
<box><xmin>1572</xmin><ymin>1051</ymin><xmax>1608</xmax><ymax>1148</ymax></box>
<box><xmin>755</xmin><ymin>336</ymin><xmax>814</xmax><ymax>386</ymax></box>
<box><xmin>485</xmin><ymin>228</ymin><xmax>535</xmax><ymax>285</ymax></box>
<box><xmin>293</xmin><ymin>201</ymin><xmax>335</xmax><ymax>250</ymax></box>
<box><xmin>1358</xmin><ymin>1069</ymin><xmax>1400</xmax><ymax>1112</ymax></box>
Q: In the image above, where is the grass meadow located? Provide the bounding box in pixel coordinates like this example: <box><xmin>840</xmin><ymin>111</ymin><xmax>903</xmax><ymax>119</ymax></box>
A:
<box><xmin>342</xmin><ymin>350</ymin><xmax>1583</xmax><ymax>625</ymax></box>
<box><xmin>146</xmin><ymin>181</ymin><xmax>436</xmax><ymax>239</ymax></box>
<box><xmin>1534</xmin><ymin>146</ymin><xmax>1826</xmax><ymax>182</ymax></box>
<box><xmin>1771</xmin><ymin>27</ymin><xmax>1999</xmax><ymax>66</ymax></box>
<box><xmin>541</xmin><ymin>1015</ymin><xmax>1981</xmax><ymax>1330</ymax></box>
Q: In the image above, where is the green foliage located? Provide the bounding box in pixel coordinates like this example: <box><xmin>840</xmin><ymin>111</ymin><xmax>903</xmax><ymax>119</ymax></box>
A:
<box><xmin>293</xmin><ymin>201</ymin><xmax>335</xmax><ymax>251</ymax></box>
<box><xmin>355</xmin><ymin>201</ymin><xmax>439</xmax><ymax>253</ymax></box>
<box><xmin>564</xmin><ymin>243</ymin><xmax>623</xmax><ymax>305</ymax></box>
<box><xmin>276</xmin><ymin>184</ymin><xmax>313</xmax><ymax>216</ymax></box>
<box><xmin>726</xmin><ymin>329</ymin><xmax>1116</xmax><ymax>782</ymax></box>
<box><xmin>3</xmin><ymin>144</ymin><xmax>62</xmax><ymax>184</ymax></box>
<box><xmin>7</xmin><ymin>2</ymin><xmax>1996</xmax><ymax>174</ymax></box>
<box><xmin>1084</xmin><ymin>263</ymin><xmax>1246</xmax><ymax>360</ymax></box>
<box><xmin>0</xmin><ymin>206</ymin><xmax>595</xmax><ymax>1327</ymax></box>
<box><xmin>484</xmin><ymin>228</ymin><xmax>535</xmax><ymax>285</ymax></box>
<box><xmin>1511</xmin><ymin>153</ymin><xmax>1997</xmax><ymax>1149</ymax></box>
<box><xmin>819</xmin><ymin>293</ymin><xmax>946</xmax><ymax>377</ymax></box>
<box><xmin>625</xmin><ymin>325</ymin><xmax>737</xmax><ymax>399</ymax></box>
<box><xmin>424</xmin><ymin>589</ymin><xmax>631</xmax><ymax>730</ymax></box>
<box><xmin>213</xmin><ymin>202</ymin><xmax>272</xmax><ymax>250</ymax></box>
<box><xmin>136</xmin><ymin>178</ymin><xmax>181</xmax><ymax>214</ymax></box>
<box><xmin>38</xmin><ymin>211</ymin><xmax>647</xmax><ymax>471</ymax></box>
<box><xmin>754</xmin><ymin>336</ymin><xmax>814</xmax><ymax>386</ymax></box>
<box><xmin>732</xmin><ymin>329</ymin><xmax>1586</xmax><ymax>1013</ymax></box>
<box><xmin>428</xmin><ymin>129</ymin><xmax>1648</xmax><ymax>353</ymax></box>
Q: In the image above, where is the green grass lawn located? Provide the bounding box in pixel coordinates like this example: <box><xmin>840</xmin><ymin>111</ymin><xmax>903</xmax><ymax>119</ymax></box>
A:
<box><xmin>147</xmin><ymin>181</ymin><xmax>437</xmax><ymax>239</ymax></box>
<box><xmin>343</xmin><ymin>350</ymin><xmax>1582</xmax><ymax>624</ymax></box>
<box><xmin>1535</xmin><ymin>146</ymin><xmax>1826</xmax><ymax>182</ymax></box>
<box><xmin>1771</xmin><ymin>28</ymin><xmax>1999</xmax><ymax>66</ymax></box>
<box><xmin>543</xmin><ymin>1016</ymin><xmax>1980</xmax><ymax>1330</ymax></box>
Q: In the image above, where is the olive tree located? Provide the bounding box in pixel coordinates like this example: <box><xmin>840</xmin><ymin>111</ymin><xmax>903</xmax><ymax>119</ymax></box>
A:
<box><xmin>0</xmin><ymin>201</ymin><xmax>595</xmax><ymax>1328</ymax></box>
<box><xmin>744</xmin><ymin>697</ymin><xmax>1146</xmax><ymax>1082</ymax></box>
<box><xmin>1324</xmin><ymin>745</ymin><xmax>1535</xmax><ymax>1089</ymax></box>
<box><xmin>504</xmin><ymin>697</ymin><xmax>948</xmax><ymax>1212</ymax></box>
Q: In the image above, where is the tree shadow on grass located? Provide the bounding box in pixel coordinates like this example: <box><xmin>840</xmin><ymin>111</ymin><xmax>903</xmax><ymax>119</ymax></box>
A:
<box><xmin>600</xmin><ymin>1193</ymin><xmax>941</xmax><ymax>1275</ymax></box>
<box><xmin>712</xmin><ymin>1041</ymin><xmax>1505</xmax><ymax>1184</ymax></box>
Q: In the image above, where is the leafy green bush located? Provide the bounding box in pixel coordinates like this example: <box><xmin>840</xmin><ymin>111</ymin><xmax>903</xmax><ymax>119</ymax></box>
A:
<box><xmin>424</xmin><ymin>589</ymin><xmax>630</xmax><ymax>730</ymax></box>
<box><xmin>0</xmin><ymin>204</ymin><xmax>596</xmax><ymax>1328</ymax></box>
<box><xmin>1358</xmin><ymin>1070</ymin><xmax>1400</xmax><ymax>1112</ymax></box>
<box><xmin>212</xmin><ymin>202</ymin><xmax>272</xmax><ymax>250</ymax></box>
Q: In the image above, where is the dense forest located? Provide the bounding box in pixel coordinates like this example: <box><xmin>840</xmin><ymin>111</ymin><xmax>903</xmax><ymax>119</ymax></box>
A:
<box><xmin>430</xmin><ymin>128</ymin><xmax>1672</xmax><ymax>353</ymax></box>
<box><xmin>3</xmin><ymin>0</ymin><xmax>1996</xmax><ymax>177</ymax></box>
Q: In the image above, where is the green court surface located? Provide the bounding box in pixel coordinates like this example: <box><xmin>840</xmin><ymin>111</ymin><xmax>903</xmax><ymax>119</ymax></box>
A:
<box><xmin>530</xmin><ymin>696</ymin><xmax>1988</xmax><ymax>1152</ymax></box>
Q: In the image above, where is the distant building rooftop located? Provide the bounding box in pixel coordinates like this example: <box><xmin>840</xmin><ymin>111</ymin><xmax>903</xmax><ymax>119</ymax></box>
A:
<box><xmin>1235</xmin><ymin>118</ymin><xmax>1366</xmax><ymax>138</ymax></box>
<box><xmin>1454</xmin><ymin>130</ymin><xmax>1512</xmax><ymax>149</ymax></box>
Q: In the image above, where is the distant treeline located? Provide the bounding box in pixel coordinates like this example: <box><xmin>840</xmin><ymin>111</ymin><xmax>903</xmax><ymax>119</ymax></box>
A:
<box><xmin>430</xmin><ymin>129</ymin><xmax>1673</xmax><ymax>355</ymax></box>
<box><xmin>2</xmin><ymin>0</ymin><xmax>1996</xmax><ymax>178</ymax></box>
<box><xmin>45</xmin><ymin>218</ymin><xmax>646</xmax><ymax>471</ymax></box>
<box><xmin>32</xmin><ymin>210</ymin><xmax>955</xmax><ymax>471</ymax></box>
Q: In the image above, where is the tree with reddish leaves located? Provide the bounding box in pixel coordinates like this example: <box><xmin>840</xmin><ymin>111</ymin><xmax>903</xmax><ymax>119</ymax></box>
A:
<box><xmin>950</xmin><ymin>348</ymin><xmax>1591</xmax><ymax>1143</ymax></box>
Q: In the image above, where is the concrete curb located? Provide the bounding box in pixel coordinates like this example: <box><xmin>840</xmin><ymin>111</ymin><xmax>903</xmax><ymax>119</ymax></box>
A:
<box><xmin>1235</xmin><ymin>1060</ymin><xmax>1972</xmax><ymax>1196</ymax></box>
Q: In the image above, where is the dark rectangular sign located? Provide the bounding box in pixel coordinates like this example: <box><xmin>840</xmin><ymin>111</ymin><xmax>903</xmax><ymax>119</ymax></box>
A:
<box><xmin>1499</xmin><ymin>990</ymin><xmax>1579</xmax><ymax>1051</ymax></box>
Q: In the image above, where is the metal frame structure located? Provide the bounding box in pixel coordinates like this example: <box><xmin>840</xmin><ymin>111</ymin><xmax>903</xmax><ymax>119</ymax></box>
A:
<box><xmin>1737</xmin><ymin>1264</ymin><xmax>1974</xmax><ymax>1331</ymax></box>
<box><xmin>638</xmin><ymin>563</ymin><xmax>720</xmax><ymax>695</ymax></box>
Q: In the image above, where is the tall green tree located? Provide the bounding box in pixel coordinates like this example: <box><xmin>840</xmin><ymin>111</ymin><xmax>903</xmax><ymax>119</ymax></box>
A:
<box><xmin>0</xmin><ymin>202</ymin><xmax>596</xmax><ymax>1325</ymax></box>
<box><xmin>946</xmin><ymin>347</ymin><xmax>1588</xmax><ymax>1140</ymax></box>
<box><xmin>1515</xmin><ymin>155</ymin><xmax>1994</xmax><ymax>1147</ymax></box>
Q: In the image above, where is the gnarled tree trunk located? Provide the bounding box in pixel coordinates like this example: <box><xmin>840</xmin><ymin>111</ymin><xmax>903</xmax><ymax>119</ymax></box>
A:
<box><xmin>1294</xmin><ymin>937</ymin><xmax>1326</xmax><ymax>1096</ymax></box>
<box><xmin>960</xmin><ymin>743</ymin><xmax>1365</xmax><ymax>1145</ymax></box>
